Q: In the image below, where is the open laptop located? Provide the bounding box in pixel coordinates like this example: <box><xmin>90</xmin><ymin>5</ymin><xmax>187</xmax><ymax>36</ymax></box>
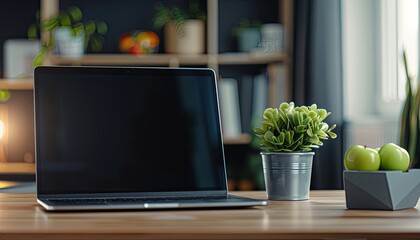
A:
<box><xmin>34</xmin><ymin>66</ymin><xmax>267</xmax><ymax>211</ymax></box>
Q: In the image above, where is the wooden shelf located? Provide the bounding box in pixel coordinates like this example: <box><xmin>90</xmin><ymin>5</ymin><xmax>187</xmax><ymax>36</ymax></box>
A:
<box><xmin>0</xmin><ymin>162</ymin><xmax>35</xmax><ymax>174</ymax></box>
<box><xmin>223</xmin><ymin>133</ymin><xmax>252</xmax><ymax>145</ymax></box>
<box><xmin>49</xmin><ymin>54</ymin><xmax>209</xmax><ymax>67</ymax></box>
<box><xmin>218</xmin><ymin>52</ymin><xmax>287</xmax><ymax>65</ymax></box>
<box><xmin>0</xmin><ymin>79</ymin><xmax>34</xmax><ymax>90</ymax></box>
<box><xmin>47</xmin><ymin>53</ymin><xmax>287</xmax><ymax>67</ymax></box>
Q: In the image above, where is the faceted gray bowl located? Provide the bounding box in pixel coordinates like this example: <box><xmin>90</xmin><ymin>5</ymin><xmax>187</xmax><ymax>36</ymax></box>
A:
<box><xmin>343</xmin><ymin>169</ymin><xmax>420</xmax><ymax>210</ymax></box>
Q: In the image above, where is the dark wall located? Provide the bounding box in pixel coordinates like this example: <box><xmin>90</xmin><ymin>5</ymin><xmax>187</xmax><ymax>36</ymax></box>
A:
<box><xmin>0</xmin><ymin>1</ymin><xmax>40</xmax><ymax>77</ymax></box>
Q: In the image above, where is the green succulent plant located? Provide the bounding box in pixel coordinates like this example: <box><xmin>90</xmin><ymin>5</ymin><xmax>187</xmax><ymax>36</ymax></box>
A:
<box><xmin>253</xmin><ymin>102</ymin><xmax>337</xmax><ymax>152</ymax></box>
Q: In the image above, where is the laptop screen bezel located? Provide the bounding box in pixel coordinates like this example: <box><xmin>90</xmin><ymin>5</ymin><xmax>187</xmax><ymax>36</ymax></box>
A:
<box><xmin>34</xmin><ymin>66</ymin><xmax>229</xmax><ymax>199</ymax></box>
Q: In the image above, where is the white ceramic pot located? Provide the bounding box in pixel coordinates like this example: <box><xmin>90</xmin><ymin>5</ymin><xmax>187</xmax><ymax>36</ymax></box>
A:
<box><xmin>164</xmin><ymin>20</ymin><xmax>205</xmax><ymax>54</ymax></box>
<box><xmin>54</xmin><ymin>27</ymin><xmax>85</xmax><ymax>57</ymax></box>
<box><xmin>260</xmin><ymin>23</ymin><xmax>284</xmax><ymax>53</ymax></box>
<box><xmin>237</xmin><ymin>28</ymin><xmax>260</xmax><ymax>52</ymax></box>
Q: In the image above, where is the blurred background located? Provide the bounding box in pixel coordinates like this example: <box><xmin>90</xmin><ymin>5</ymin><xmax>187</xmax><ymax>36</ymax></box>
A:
<box><xmin>0</xmin><ymin>0</ymin><xmax>417</xmax><ymax>190</ymax></box>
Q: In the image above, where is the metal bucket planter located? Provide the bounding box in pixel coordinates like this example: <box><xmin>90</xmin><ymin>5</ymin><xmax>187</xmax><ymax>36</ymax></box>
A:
<box><xmin>261</xmin><ymin>152</ymin><xmax>314</xmax><ymax>200</ymax></box>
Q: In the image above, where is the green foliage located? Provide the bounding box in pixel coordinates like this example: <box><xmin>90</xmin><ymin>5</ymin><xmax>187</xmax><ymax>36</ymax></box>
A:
<box><xmin>28</xmin><ymin>6</ymin><xmax>108</xmax><ymax>66</ymax></box>
<box><xmin>231</xmin><ymin>18</ymin><xmax>261</xmax><ymax>36</ymax></box>
<box><xmin>0</xmin><ymin>90</ymin><xmax>10</xmax><ymax>102</ymax></box>
<box><xmin>399</xmin><ymin>51</ymin><xmax>420</xmax><ymax>168</ymax></box>
<box><xmin>152</xmin><ymin>1</ymin><xmax>206</xmax><ymax>37</ymax></box>
<box><xmin>253</xmin><ymin>102</ymin><xmax>337</xmax><ymax>152</ymax></box>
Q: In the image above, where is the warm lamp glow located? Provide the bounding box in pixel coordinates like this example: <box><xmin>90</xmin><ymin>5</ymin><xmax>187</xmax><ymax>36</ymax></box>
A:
<box><xmin>0</xmin><ymin>104</ymin><xmax>8</xmax><ymax>162</ymax></box>
<box><xmin>0</xmin><ymin>120</ymin><xmax>5</xmax><ymax>140</ymax></box>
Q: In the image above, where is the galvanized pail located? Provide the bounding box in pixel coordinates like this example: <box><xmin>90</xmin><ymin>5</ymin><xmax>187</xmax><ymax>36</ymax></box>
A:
<box><xmin>261</xmin><ymin>152</ymin><xmax>314</xmax><ymax>200</ymax></box>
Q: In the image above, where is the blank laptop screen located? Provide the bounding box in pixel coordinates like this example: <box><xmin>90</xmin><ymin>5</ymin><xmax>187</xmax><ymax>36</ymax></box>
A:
<box><xmin>35</xmin><ymin>67</ymin><xmax>227</xmax><ymax>195</ymax></box>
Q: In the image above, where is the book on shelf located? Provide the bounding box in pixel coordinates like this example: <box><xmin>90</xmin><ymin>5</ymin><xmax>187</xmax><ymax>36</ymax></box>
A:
<box><xmin>251</xmin><ymin>72</ymin><xmax>268</xmax><ymax>127</ymax></box>
<box><xmin>218</xmin><ymin>78</ymin><xmax>242</xmax><ymax>138</ymax></box>
<box><xmin>239</xmin><ymin>75</ymin><xmax>253</xmax><ymax>133</ymax></box>
<box><xmin>218</xmin><ymin>64</ymin><xmax>289</xmax><ymax>139</ymax></box>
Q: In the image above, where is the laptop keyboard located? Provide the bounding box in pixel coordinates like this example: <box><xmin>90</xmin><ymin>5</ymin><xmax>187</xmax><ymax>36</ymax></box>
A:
<box><xmin>48</xmin><ymin>195</ymin><xmax>232</xmax><ymax>205</ymax></box>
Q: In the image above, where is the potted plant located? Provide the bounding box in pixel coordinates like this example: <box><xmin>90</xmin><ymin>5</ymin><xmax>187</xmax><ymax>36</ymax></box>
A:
<box><xmin>28</xmin><ymin>6</ymin><xmax>108</xmax><ymax>66</ymax></box>
<box><xmin>231</xmin><ymin>18</ymin><xmax>261</xmax><ymax>52</ymax></box>
<box><xmin>399</xmin><ymin>50</ymin><xmax>420</xmax><ymax>168</ymax></box>
<box><xmin>253</xmin><ymin>102</ymin><xmax>337</xmax><ymax>200</ymax></box>
<box><xmin>152</xmin><ymin>1</ymin><xmax>206</xmax><ymax>54</ymax></box>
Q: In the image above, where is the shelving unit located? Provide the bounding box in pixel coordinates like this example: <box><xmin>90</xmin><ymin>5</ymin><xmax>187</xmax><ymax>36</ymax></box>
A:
<box><xmin>40</xmin><ymin>0</ymin><xmax>293</xmax><ymax>78</ymax></box>
<box><xmin>0</xmin><ymin>0</ymin><xmax>294</xmax><ymax>187</ymax></box>
<box><xmin>48</xmin><ymin>52</ymin><xmax>288</xmax><ymax>67</ymax></box>
<box><xmin>36</xmin><ymin>0</ymin><xmax>294</xmax><ymax>145</ymax></box>
<box><xmin>0</xmin><ymin>162</ymin><xmax>35</xmax><ymax>174</ymax></box>
<box><xmin>0</xmin><ymin>79</ymin><xmax>33</xmax><ymax>90</ymax></box>
<box><xmin>0</xmin><ymin>78</ymin><xmax>35</xmax><ymax>177</ymax></box>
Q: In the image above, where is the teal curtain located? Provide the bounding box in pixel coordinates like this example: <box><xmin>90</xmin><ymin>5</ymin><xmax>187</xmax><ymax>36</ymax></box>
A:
<box><xmin>293</xmin><ymin>0</ymin><xmax>344</xmax><ymax>189</ymax></box>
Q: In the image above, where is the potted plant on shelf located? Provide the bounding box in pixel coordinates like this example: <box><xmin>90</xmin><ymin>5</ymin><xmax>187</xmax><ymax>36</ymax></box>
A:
<box><xmin>231</xmin><ymin>18</ymin><xmax>261</xmax><ymax>52</ymax></box>
<box><xmin>152</xmin><ymin>1</ymin><xmax>206</xmax><ymax>54</ymax></box>
<box><xmin>28</xmin><ymin>6</ymin><xmax>108</xmax><ymax>66</ymax></box>
<box><xmin>253</xmin><ymin>102</ymin><xmax>337</xmax><ymax>200</ymax></box>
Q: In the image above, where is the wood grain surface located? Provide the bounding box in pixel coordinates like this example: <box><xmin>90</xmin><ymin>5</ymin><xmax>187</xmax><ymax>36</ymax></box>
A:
<box><xmin>0</xmin><ymin>191</ymin><xmax>419</xmax><ymax>239</ymax></box>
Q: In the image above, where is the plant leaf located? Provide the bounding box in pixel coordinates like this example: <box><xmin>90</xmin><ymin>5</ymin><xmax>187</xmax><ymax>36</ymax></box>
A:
<box><xmin>68</xmin><ymin>6</ymin><xmax>83</xmax><ymax>22</ymax></box>
<box><xmin>328</xmin><ymin>132</ymin><xmax>337</xmax><ymax>139</ymax></box>
<box><xmin>307</xmin><ymin>128</ymin><xmax>313</xmax><ymax>137</ymax></box>
<box><xmin>264</xmin><ymin>131</ymin><xmax>275</xmax><ymax>142</ymax></box>
<box><xmin>261</xmin><ymin>120</ymin><xmax>274</xmax><ymax>128</ymax></box>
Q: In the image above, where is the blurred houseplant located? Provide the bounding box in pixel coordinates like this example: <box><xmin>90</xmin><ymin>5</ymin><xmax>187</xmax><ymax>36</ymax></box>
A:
<box><xmin>231</xmin><ymin>18</ymin><xmax>261</xmax><ymax>52</ymax></box>
<box><xmin>28</xmin><ymin>6</ymin><xmax>108</xmax><ymax>66</ymax></box>
<box><xmin>399</xmin><ymin>51</ymin><xmax>420</xmax><ymax>168</ymax></box>
<box><xmin>253</xmin><ymin>102</ymin><xmax>336</xmax><ymax>200</ymax></box>
<box><xmin>152</xmin><ymin>1</ymin><xmax>206</xmax><ymax>54</ymax></box>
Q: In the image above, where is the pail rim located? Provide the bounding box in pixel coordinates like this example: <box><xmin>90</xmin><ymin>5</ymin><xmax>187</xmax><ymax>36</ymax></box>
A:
<box><xmin>260</xmin><ymin>152</ymin><xmax>315</xmax><ymax>156</ymax></box>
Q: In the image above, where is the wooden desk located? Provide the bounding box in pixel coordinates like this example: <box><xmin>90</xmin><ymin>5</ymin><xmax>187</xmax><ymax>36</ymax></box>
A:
<box><xmin>1</xmin><ymin>191</ymin><xmax>420</xmax><ymax>239</ymax></box>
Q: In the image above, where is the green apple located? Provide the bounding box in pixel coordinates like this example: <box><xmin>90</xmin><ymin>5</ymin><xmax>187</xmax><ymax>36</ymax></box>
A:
<box><xmin>379</xmin><ymin>143</ymin><xmax>410</xmax><ymax>171</ymax></box>
<box><xmin>344</xmin><ymin>145</ymin><xmax>380</xmax><ymax>171</ymax></box>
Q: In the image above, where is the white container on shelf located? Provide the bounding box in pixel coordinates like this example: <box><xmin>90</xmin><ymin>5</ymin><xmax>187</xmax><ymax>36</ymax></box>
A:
<box><xmin>260</xmin><ymin>23</ymin><xmax>284</xmax><ymax>53</ymax></box>
<box><xmin>54</xmin><ymin>27</ymin><xmax>85</xmax><ymax>57</ymax></box>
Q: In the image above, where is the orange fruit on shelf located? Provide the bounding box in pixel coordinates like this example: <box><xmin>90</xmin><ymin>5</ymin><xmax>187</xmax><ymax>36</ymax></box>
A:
<box><xmin>136</xmin><ymin>31</ymin><xmax>159</xmax><ymax>53</ymax></box>
<box><xmin>119</xmin><ymin>34</ymin><xmax>136</xmax><ymax>53</ymax></box>
<box><xmin>129</xmin><ymin>42</ymin><xmax>144</xmax><ymax>54</ymax></box>
<box><xmin>138</xmin><ymin>31</ymin><xmax>159</xmax><ymax>48</ymax></box>
<box><xmin>120</xmin><ymin>31</ymin><xmax>159</xmax><ymax>54</ymax></box>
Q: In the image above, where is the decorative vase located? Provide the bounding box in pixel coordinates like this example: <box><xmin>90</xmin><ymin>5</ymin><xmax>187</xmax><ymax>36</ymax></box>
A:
<box><xmin>54</xmin><ymin>27</ymin><xmax>85</xmax><ymax>57</ymax></box>
<box><xmin>261</xmin><ymin>152</ymin><xmax>314</xmax><ymax>200</ymax></box>
<box><xmin>164</xmin><ymin>20</ymin><xmax>205</xmax><ymax>54</ymax></box>
<box><xmin>260</xmin><ymin>23</ymin><xmax>284</xmax><ymax>53</ymax></box>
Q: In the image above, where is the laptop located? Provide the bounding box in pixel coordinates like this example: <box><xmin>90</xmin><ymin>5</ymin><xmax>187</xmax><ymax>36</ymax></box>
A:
<box><xmin>34</xmin><ymin>66</ymin><xmax>267</xmax><ymax>211</ymax></box>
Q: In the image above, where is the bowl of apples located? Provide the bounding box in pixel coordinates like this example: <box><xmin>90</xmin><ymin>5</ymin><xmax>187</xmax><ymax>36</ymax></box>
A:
<box><xmin>343</xmin><ymin>143</ymin><xmax>420</xmax><ymax>210</ymax></box>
